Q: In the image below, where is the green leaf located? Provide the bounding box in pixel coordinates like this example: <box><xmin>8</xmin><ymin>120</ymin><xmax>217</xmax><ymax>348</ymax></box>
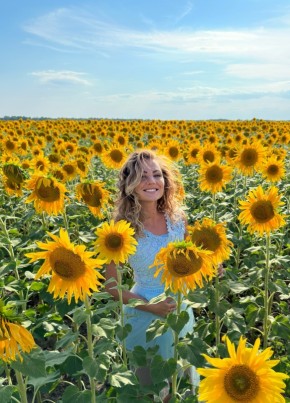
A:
<box><xmin>60</xmin><ymin>355</ymin><xmax>83</xmax><ymax>375</ymax></box>
<box><xmin>109</xmin><ymin>370</ymin><xmax>137</xmax><ymax>387</ymax></box>
<box><xmin>166</xmin><ymin>311</ymin><xmax>189</xmax><ymax>333</ymax></box>
<box><xmin>271</xmin><ymin>315</ymin><xmax>290</xmax><ymax>340</ymax></box>
<box><xmin>0</xmin><ymin>386</ymin><xmax>14</xmax><ymax>402</ymax></box>
<box><xmin>44</xmin><ymin>349</ymin><xmax>74</xmax><ymax>368</ymax></box>
<box><xmin>11</xmin><ymin>349</ymin><xmax>46</xmax><ymax>378</ymax></box>
<box><xmin>83</xmin><ymin>353</ymin><xmax>110</xmax><ymax>382</ymax></box>
<box><xmin>115</xmin><ymin>323</ymin><xmax>132</xmax><ymax>341</ymax></box>
<box><xmin>27</xmin><ymin>370</ymin><xmax>61</xmax><ymax>391</ymax></box>
<box><xmin>62</xmin><ymin>385</ymin><xmax>92</xmax><ymax>403</ymax></box>
<box><xmin>73</xmin><ymin>307</ymin><xmax>88</xmax><ymax>326</ymax></box>
<box><xmin>146</xmin><ymin>319</ymin><xmax>168</xmax><ymax>342</ymax></box>
<box><xmin>150</xmin><ymin>355</ymin><xmax>177</xmax><ymax>383</ymax></box>
<box><xmin>56</xmin><ymin>329</ymin><xmax>79</xmax><ymax>349</ymax></box>
<box><xmin>177</xmin><ymin>338</ymin><xmax>208</xmax><ymax>367</ymax></box>
<box><xmin>131</xmin><ymin>346</ymin><xmax>148</xmax><ymax>367</ymax></box>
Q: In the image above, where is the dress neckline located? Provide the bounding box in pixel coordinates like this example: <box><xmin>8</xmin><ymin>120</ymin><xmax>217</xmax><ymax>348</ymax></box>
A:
<box><xmin>143</xmin><ymin>212</ymin><xmax>170</xmax><ymax>236</ymax></box>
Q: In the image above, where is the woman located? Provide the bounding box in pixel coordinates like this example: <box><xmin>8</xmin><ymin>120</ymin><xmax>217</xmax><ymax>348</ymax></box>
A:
<box><xmin>105</xmin><ymin>149</ymin><xmax>199</xmax><ymax>390</ymax></box>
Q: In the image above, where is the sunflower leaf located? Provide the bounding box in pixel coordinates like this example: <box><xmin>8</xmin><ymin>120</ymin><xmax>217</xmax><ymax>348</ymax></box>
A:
<box><xmin>166</xmin><ymin>311</ymin><xmax>190</xmax><ymax>333</ymax></box>
<box><xmin>146</xmin><ymin>319</ymin><xmax>168</xmax><ymax>342</ymax></box>
<box><xmin>150</xmin><ymin>355</ymin><xmax>177</xmax><ymax>383</ymax></box>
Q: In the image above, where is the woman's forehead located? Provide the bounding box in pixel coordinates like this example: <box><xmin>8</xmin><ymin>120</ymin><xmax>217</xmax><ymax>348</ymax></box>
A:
<box><xmin>140</xmin><ymin>159</ymin><xmax>161</xmax><ymax>172</ymax></box>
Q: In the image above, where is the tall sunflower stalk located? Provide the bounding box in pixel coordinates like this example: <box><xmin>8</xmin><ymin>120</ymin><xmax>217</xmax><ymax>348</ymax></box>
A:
<box><xmin>239</xmin><ymin>185</ymin><xmax>286</xmax><ymax>348</ymax></box>
<box><xmin>151</xmin><ymin>240</ymin><xmax>216</xmax><ymax>399</ymax></box>
<box><xmin>0</xmin><ymin>217</ymin><xmax>25</xmax><ymax>306</ymax></box>
<box><xmin>84</xmin><ymin>296</ymin><xmax>97</xmax><ymax>403</ymax></box>
<box><xmin>94</xmin><ymin>220</ymin><xmax>138</xmax><ymax>367</ymax></box>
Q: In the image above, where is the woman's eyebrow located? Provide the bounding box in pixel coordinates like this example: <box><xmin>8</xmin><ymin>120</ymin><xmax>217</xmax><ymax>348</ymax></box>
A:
<box><xmin>143</xmin><ymin>169</ymin><xmax>161</xmax><ymax>174</ymax></box>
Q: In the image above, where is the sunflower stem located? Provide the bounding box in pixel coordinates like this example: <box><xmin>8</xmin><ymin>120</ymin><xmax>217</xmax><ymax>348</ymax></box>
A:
<box><xmin>263</xmin><ymin>233</ymin><xmax>271</xmax><ymax>349</ymax></box>
<box><xmin>62</xmin><ymin>207</ymin><xmax>69</xmax><ymax>234</ymax></box>
<box><xmin>15</xmin><ymin>370</ymin><xmax>28</xmax><ymax>403</ymax></box>
<box><xmin>41</xmin><ymin>211</ymin><xmax>48</xmax><ymax>231</ymax></box>
<box><xmin>116</xmin><ymin>266</ymin><xmax>128</xmax><ymax>367</ymax></box>
<box><xmin>171</xmin><ymin>291</ymin><xmax>182</xmax><ymax>398</ymax></box>
<box><xmin>0</xmin><ymin>217</ymin><xmax>25</xmax><ymax>306</ymax></box>
<box><xmin>215</xmin><ymin>274</ymin><xmax>221</xmax><ymax>354</ymax></box>
<box><xmin>84</xmin><ymin>296</ymin><xmax>96</xmax><ymax>403</ymax></box>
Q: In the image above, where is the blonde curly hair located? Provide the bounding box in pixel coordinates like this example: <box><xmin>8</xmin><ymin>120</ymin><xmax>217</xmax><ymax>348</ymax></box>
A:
<box><xmin>113</xmin><ymin>149</ymin><xmax>185</xmax><ymax>237</ymax></box>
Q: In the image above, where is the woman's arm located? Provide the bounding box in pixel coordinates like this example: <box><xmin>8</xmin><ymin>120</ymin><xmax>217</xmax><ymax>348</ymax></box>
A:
<box><xmin>105</xmin><ymin>261</ymin><xmax>176</xmax><ymax>318</ymax></box>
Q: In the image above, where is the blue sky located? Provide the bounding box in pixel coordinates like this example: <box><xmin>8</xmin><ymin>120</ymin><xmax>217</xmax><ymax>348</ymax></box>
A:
<box><xmin>2</xmin><ymin>0</ymin><xmax>290</xmax><ymax>120</ymax></box>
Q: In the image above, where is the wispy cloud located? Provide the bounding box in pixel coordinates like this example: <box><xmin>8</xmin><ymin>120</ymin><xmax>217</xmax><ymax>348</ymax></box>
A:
<box><xmin>23</xmin><ymin>6</ymin><xmax>290</xmax><ymax>62</ymax></box>
<box><xmin>30</xmin><ymin>70</ymin><xmax>92</xmax><ymax>86</ymax></box>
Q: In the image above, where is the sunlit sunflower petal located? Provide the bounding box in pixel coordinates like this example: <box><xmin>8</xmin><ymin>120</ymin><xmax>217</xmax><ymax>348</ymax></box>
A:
<box><xmin>25</xmin><ymin>228</ymin><xmax>105</xmax><ymax>304</ymax></box>
<box><xmin>197</xmin><ymin>336</ymin><xmax>289</xmax><ymax>403</ymax></box>
<box><xmin>238</xmin><ymin>185</ymin><xmax>286</xmax><ymax>235</ymax></box>
<box><xmin>95</xmin><ymin>220</ymin><xmax>137</xmax><ymax>264</ymax></box>
<box><xmin>150</xmin><ymin>240</ymin><xmax>215</xmax><ymax>295</ymax></box>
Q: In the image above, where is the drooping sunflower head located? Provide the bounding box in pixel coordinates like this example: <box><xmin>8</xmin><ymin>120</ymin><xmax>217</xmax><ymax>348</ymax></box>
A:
<box><xmin>150</xmin><ymin>240</ymin><xmax>215</xmax><ymax>294</ymax></box>
<box><xmin>25</xmin><ymin>228</ymin><xmax>105</xmax><ymax>304</ymax></box>
<box><xmin>76</xmin><ymin>181</ymin><xmax>110</xmax><ymax>218</ymax></box>
<box><xmin>2</xmin><ymin>162</ymin><xmax>27</xmax><ymax>184</ymax></box>
<box><xmin>188</xmin><ymin>218</ymin><xmax>232</xmax><ymax>264</ymax></box>
<box><xmin>198</xmin><ymin>336</ymin><xmax>289</xmax><ymax>403</ymax></box>
<box><xmin>239</xmin><ymin>185</ymin><xmax>286</xmax><ymax>235</ymax></box>
<box><xmin>0</xmin><ymin>300</ymin><xmax>36</xmax><ymax>362</ymax></box>
<box><xmin>95</xmin><ymin>220</ymin><xmax>138</xmax><ymax>264</ymax></box>
<box><xmin>25</xmin><ymin>175</ymin><xmax>67</xmax><ymax>215</ymax></box>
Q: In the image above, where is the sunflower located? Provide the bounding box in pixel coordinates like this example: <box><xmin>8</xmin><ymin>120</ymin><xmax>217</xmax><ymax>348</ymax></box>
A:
<box><xmin>150</xmin><ymin>240</ymin><xmax>215</xmax><ymax>294</ymax></box>
<box><xmin>234</xmin><ymin>142</ymin><xmax>266</xmax><ymax>176</ymax></box>
<box><xmin>188</xmin><ymin>218</ymin><xmax>233</xmax><ymax>265</ymax></box>
<box><xmin>198</xmin><ymin>162</ymin><xmax>232</xmax><ymax>193</ymax></box>
<box><xmin>101</xmin><ymin>144</ymin><xmax>128</xmax><ymax>169</ymax></box>
<box><xmin>31</xmin><ymin>154</ymin><xmax>50</xmax><ymax>174</ymax></box>
<box><xmin>94</xmin><ymin>220</ymin><xmax>137</xmax><ymax>264</ymax></box>
<box><xmin>0</xmin><ymin>301</ymin><xmax>36</xmax><ymax>363</ymax></box>
<box><xmin>25</xmin><ymin>228</ymin><xmax>105</xmax><ymax>304</ymax></box>
<box><xmin>185</xmin><ymin>142</ymin><xmax>201</xmax><ymax>165</ymax></box>
<box><xmin>25</xmin><ymin>175</ymin><xmax>67</xmax><ymax>215</ymax></box>
<box><xmin>76</xmin><ymin>181</ymin><xmax>110</xmax><ymax>218</ymax></box>
<box><xmin>0</xmin><ymin>318</ymin><xmax>36</xmax><ymax>362</ymax></box>
<box><xmin>62</xmin><ymin>160</ymin><xmax>79</xmax><ymax>181</ymax></box>
<box><xmin>238</xmin><ymin>186</ymin><xmax>286</xmax><ymax>235</ymax></box>
<box><xmin>197</xmin><ymin>142</ymin><xmax>221</xmax><ymax>164</ymax></box>
<box><xmin>2</xmin><ymin>136</ymin><xmax>18</xmax><ymax>154</ymax></box>
<box><xmin>164</xmin><ymin>139</ymin><xmax>182</xmax><ymax>161</ymax></box>
<box><xmin>197</xmin><ymin>336</ymin><xmax>288</xmax><ymax>403</ymax></box>
<box><xmin>2</xmin><ymin>162</ymin><xmax>26</xmax><ymax>184</ymax></box>
<box><xmin>261</xmin><ymin>156</ymin><xmax>286</xmax><ymax>183</ymax></box>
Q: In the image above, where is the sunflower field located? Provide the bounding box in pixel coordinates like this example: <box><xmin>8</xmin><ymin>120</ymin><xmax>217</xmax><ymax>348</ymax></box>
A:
<box><xmin>0</xmin><ymin>118</ymin><xmax>289</xmax><ymax>402</ymax></box>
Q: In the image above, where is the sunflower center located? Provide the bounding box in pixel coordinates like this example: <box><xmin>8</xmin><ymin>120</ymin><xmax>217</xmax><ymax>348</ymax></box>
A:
<box><xmin>205</xmin><ymin>165</ymin><xmax>223</xmax><ymax>183</ymax></box>
<box><xmin>50</xmin><ymin>247</ymin><xmax>86</xmax><ymax>280</ymax></box>
<box><xmin>250</xmin><ymin>200</ymin><xmax>275</xmax><ymax>223</ymax></box>
<box><xmin>167</xmin><ymin>251</ymin><xmax>202</xmax><ymax>277</ymax></box>
<box><xmin>240</xmin><ymin>149</ymin><xmax>258</xmax><ymax>166</ymax></box>
<box><xmin>190</xmin><ymin>148</ymin><xmax>199</xmax><ymax>158</ymax></box>
<box><xmin>267</xmin><ymin>164</ymin><xmax>279</xmax><ymax>175</ymax></box>
<box><xmin>63</xmin><ymin>164</ymin><xmax>75</xmax><ymax>175</ymax></box>
<box><xmin>203</xmin><ymin>151</ymin><xmax>215</xmax><ymax>163</ymax></box>
<box><xmin>3</xmin><ymin>164</ymin><xmax>25</xmax><ymax>184</ymax></box>
<box><xmin>35</xmin><ymin>178</ymin><xmax>61</xmax><ymax>202</ymax></box>
<box><xmin>110</xmin><ymin>150</ymin><xmax>123</xmax><ymax>163</ymax></box>
<box><xmin>224</xmin><ymin>364</ymin><xmax>259</xmax><ymax>401</ymax></box>
<box><xmin>6</xmin><ymin>140</ymin><xmax>16</xmax><ymax>150</ymax></box>
<box><xmin>5</xmin><ymin>179</ymin><xmax>22</xmax><ymax>191</ymax></box>
<box><xmin>81</xmin><ymin>184</ymin><xmax>103</xmax><ymax>208</ymax></box>
<box><xmin>169</xmin><ymin>147</ymin><xmax>179</xmax><ymax>158</ymax></box>
<box><xmin>191</xmin><ymin>228</ymin><xmax>221</xmax><ymax>252</ymax></box>
<box><xmin>105</xmin><ymin>233</ymin><xmax>124</xmax><ymax>250</ymax></box>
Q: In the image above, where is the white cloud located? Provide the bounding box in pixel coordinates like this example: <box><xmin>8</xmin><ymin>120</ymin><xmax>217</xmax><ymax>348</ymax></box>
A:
<box><xmin>30</xmin><ymin>70</ymin><xmax>92</xmax><ymax>85</ymax></box>
<box><xmin>225</xmin><ymin>63</ymin><xmax>290</xmax><ymax>81</ymax></box>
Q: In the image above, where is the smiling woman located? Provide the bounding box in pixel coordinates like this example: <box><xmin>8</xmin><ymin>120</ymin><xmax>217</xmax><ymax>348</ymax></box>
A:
<box><xmin>104</xmin><ymin>149</ymin><xmax>200</xmax><ymax>395</ymax></box>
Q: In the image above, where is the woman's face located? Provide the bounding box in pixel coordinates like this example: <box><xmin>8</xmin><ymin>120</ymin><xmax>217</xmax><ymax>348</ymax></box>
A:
<box><xmin>134</xmin><ymin>159</ymin><xmax>165</xmax><ymax>203</ymax></box>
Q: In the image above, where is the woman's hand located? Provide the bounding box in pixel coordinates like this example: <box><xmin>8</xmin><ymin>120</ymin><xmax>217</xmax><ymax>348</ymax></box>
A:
<box><xmin>147</xmin><ymin>296</ymin><xmax>177</xmax><ymax>318</ymax></box>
